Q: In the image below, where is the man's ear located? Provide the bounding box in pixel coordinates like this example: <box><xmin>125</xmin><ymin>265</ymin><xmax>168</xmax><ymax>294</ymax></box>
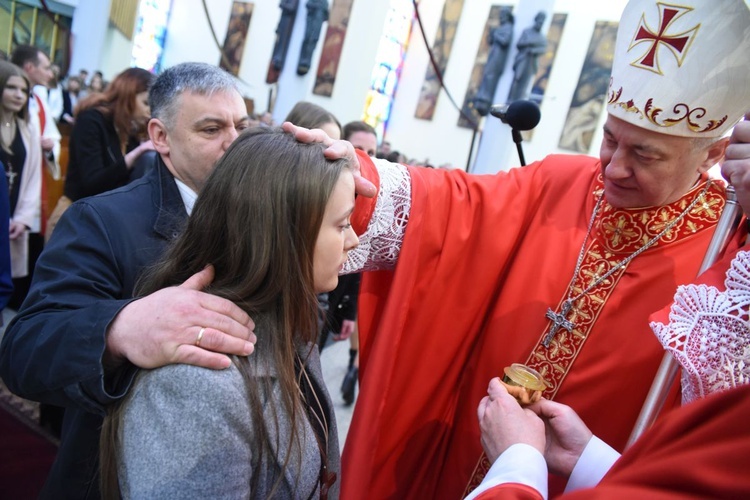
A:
<box><xmin>148</xmin><ymin>118</ymin><xmax>170</xmax><ymax>155</ymax></box>
<box><xmin>699</xmin><ymin>136</ymin><xmax>730</xmax><ymax>174</ymax></box>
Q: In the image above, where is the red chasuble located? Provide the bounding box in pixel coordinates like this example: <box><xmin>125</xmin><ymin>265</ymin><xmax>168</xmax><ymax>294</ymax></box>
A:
<box><xmin>341</xmin><ymin>152</ymin><xmax>744</xmax><ymax>499</ymax></box>
<box><xmin>475</xmin><ymin>384</ymin><xmax>750</xmax><ymax>500</ymax></box>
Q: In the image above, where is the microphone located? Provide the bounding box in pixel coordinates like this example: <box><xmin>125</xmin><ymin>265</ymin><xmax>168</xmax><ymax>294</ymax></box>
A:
<box><xmin>490</xmin><ymin>100</ymin><xmax>541</xmax><ymax>131</ymax></box>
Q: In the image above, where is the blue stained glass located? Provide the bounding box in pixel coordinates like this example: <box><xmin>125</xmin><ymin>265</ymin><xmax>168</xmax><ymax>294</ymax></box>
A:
<box><xmin>131</xmin><ymin>0</ymin><xmax>172</xmax><ymax>73</ymax></box>
<box><xmin>363</xmin><ymin>0</ymin><xmax>414</xmax><ymax>141</ymax></box>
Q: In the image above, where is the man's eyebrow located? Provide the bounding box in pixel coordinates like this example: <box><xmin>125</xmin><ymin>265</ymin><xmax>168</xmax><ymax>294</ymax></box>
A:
<box><xmin>601</xmin><ymin>126</ymin><xmax>663</xmax><ymax>154</ymax></box>
<box><xmin>633</xmin><ymin>143</ymin><xmax>664</xmax><ymax>155</ymax></box>
<box><xmin>193</xmin><ymin>117</ymin><xmax>226</xmax><ymax>127</ymax></box>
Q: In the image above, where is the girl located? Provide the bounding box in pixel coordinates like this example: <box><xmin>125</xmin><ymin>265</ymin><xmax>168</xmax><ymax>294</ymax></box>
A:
<box><xmin>101</xmin><ymin>127</ymin><xmax>358</xmax><ymax>499</ymax></box>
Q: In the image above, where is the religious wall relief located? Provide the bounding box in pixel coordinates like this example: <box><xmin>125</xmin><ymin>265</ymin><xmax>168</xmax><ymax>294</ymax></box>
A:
<box><xmin>220</xmin><ymin>1</ymin><xmax>254</xmax><ymax>76</ymax></box>
<box><xmin>507</xmin><ymin>11</ymin><xmax>548</xmax><ymax>103</ymax></box>
<box><xmin>458</xmin><ymin>5</ymin><xmax>512</xmax><ymax>129</ymax></box>
<box><xmin>414</xmin><ymin>0</ymin><xmax>466</xmax><ymax>120</ymax></box>
<box><xmin>522</xmin><ymin>12</ymin><xmax>567</xmax><ymax>141</ymax></box>
<box><xmin>472</xmin><ymin>6</ymin><xmax>514</xmax><ymax>117</ymax></box>
<box><xmin>268</xmin><ymin>0</ymin><xmax>299</xmax><ymax>83</ymax></box>
<box><xmin>313</xmin><ymin>0</ymin><xmax>354</xmax><ymax>96</ymax></box>
<box><xmin>558</xmin><ymin>21</ymin><xmax>618</xmax><ymax>153</ymax></box>
<box><xmin>298</xmin><ymin>0</ymin><xmax>330</xmax><ymax>75</ymax></box>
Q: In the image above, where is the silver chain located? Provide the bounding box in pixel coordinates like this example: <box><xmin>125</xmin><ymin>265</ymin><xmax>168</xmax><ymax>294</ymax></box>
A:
<box><xmin>543</xmin><ymin>180</ymin><xmax>712</xmax><ymax>347</ymax></box>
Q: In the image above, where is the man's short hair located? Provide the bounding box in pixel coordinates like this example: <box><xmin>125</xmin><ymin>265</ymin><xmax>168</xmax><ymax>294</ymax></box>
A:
<box><xmin>343</xmin><ymin>120</ymin><xmax>376</xmax><ymax>141</ymax></box>
<box><xmin>10</xmin><ymin>44</ymin><xmax>42</xmax><ymax>68</ymax></box>
<box><xmin>149</xmin><ymin>62</ymin><xmax>240</xmax><ymax>128</ymax></box>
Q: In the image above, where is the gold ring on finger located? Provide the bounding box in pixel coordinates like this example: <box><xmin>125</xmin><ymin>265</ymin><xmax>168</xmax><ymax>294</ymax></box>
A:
<box><xmin>195</xmin><ymin>327</ymin><xmax>206</xmax><ymax>347</ymax></box>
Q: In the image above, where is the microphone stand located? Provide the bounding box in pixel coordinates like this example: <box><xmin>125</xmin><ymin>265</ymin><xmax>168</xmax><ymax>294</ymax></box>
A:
<box><xmin>512</xmin><ymin>129</ymin><xmax>526</xmax><ymax>166</ymax></box>
<box><xmin>465</xmin><ymin>124</ymin><xmax>480</xmax><ymax>172</ymax></box>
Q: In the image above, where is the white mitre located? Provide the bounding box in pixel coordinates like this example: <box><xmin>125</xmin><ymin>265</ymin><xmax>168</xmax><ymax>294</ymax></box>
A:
<box><xmin>607</xmin><ymin>0</ymin><xmax>750</xmax><ymax>138</ymax></box>
<box><xmin>651</xmin><ymin>251</ymin><xmax>750</xmax><ymax>404</ymax></box>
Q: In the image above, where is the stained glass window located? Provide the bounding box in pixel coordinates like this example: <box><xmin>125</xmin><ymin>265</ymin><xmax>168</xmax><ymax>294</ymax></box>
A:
<box><xmin>131</xmin><ymin>0</ymin><xmax>172</xmax><ymax>73</ymax></box>
<box><xmin>363</xmin><ymin>0</ymin><xmax>414</xmax><ymax>140</ymax></box>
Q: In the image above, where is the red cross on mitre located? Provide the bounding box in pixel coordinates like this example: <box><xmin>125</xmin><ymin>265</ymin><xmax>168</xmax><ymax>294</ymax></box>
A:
<box><xmin>628</xmin><ymin>2</ymin><xmax>700</xmax><ymax>75</ymax></box>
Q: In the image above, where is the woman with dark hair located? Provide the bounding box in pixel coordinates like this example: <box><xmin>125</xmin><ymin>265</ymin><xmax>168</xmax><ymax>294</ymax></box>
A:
<box><xmin>100</xmin><ymin>127</ymin><xmax>357</xmax><ymax>499</ymax></box>
<box><xmin>47</xmin><ymin>67</ymin><xmax>155</xmax><ymax>238</ymax></box>
<box><xmin>64</xmin><ymin>67</ymin><xmax>154</xmax><ymax>200</ymax></box>
<box><xmin>285</xmin><ymin>101</ymin><xmax>342</xmax><ymax>140</ymax></box>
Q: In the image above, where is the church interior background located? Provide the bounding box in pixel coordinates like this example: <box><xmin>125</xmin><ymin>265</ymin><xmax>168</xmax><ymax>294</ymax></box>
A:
<box><xmin>1</xmin><ymin>0</ymin><xmax>631</xmax><ymax>172</ymax></box>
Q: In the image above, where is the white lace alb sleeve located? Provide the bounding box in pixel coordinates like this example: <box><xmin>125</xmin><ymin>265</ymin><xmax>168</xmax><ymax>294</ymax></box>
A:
<box><xmin>650</xmin><ymin>250</ymin><xmax>750</xmax><ymax>404</ymax></box>
<box><xmin>343</xmin><ymin>159</ymin><xmax>411</xmax><ymax>274</ymax></box>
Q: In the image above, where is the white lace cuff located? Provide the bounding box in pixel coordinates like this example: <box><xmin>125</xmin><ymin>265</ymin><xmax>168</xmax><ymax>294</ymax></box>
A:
<box><xmin>343</xmin><ymin>159</ymin><xmax>411</xmax><ymax>274</ymax></box>
<box><xmin>650</xmin><ymin>250</ymin><xmax>750</xmax><ymax>404</ymax></box>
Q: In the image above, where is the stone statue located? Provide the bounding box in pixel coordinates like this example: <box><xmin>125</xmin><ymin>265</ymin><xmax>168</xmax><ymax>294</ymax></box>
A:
<box><xmin>297</xmin><ymin>0</ymin><xmax>329</xmax><ymax>75</ymax></box>
<box><xmin>271</xmin><ymin>0</ymin><xmax>299</xmax><ymax>72</ymax></box>
<box><xmin>473</xmin><ymin>7</ymin><xmax>515</xmax><ymax>116</ymax></box>
<box><xmin>507</xmin><ymin>11</ymin><xmax>547</xmax><ymax>103</ymax></box>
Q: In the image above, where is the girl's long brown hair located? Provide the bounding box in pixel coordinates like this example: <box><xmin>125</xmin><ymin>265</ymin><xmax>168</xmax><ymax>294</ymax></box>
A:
<box><xmin>100</xmin><ymin>127</ymin><xmax>348</xmax><ymax>498</ymax></box>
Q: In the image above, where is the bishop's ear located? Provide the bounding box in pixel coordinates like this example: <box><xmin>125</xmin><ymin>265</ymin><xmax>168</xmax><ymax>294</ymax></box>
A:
<box><xmin>699</xmin><ymin>137</ymin><xmax>730</xmax><ymax>174</ymax></box>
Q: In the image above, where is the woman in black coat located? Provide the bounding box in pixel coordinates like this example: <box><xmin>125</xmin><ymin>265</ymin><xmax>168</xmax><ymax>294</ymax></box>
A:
<box><xmin>63</xmin><ymin>67</ymin><xmax>155</xmax><ymax>202</ymax></box>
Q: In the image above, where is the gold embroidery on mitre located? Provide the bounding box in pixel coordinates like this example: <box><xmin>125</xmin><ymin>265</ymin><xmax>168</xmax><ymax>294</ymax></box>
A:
<box><xmin>464</xmin><ymin>177</ymin><xmax>726</xmax><ymax>496</ymax></box>
<box><xmin>607</xmin><ymin>85</ymin><xmax>729</xmax><ymax>134</ymax></box>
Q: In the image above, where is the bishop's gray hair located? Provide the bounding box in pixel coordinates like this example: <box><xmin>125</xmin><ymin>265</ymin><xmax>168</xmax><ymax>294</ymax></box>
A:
<box><xmin>149</xmin><ymin>62</ymin><xmax>240</xmax><ymax>128</ymax></box>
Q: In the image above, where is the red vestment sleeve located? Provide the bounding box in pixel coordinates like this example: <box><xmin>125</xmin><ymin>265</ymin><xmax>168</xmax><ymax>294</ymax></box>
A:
<box><xmin>341</xmin><ymin>154</ymin><xmax>741</xmax><ymax>499</ymax></box>
<box><xmin>344</xmin><ymin>156</ymin><xmax>593</xmax><ymax>498</ymax></box>
<box><xmin>479</xmin><ymin>385</ymin><xmax>750</xmax><ymax>499</ymax></box>
<box><xmin>351</xmin><ymin>149</ymin><xmax>379</xmax><ymax>236</ymax></box>
<box><xmin>563</xmin><ymin>384</ymin><xmax>750</xmax><ymax>499</ymax></box>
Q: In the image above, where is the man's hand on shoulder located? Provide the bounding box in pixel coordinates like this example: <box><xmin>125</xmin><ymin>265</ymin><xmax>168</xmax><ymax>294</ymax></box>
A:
<box><xmin>105</xmin><ymin>265</ymin><xmax>256</xmax><ymax>371</ymax></box>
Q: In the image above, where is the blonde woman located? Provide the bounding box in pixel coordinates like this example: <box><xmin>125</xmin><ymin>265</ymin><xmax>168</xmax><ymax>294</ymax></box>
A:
<box><xmin>0</xmin><ymin>61</ymin><xmax>41</xmax><ymax>279</ymax></box>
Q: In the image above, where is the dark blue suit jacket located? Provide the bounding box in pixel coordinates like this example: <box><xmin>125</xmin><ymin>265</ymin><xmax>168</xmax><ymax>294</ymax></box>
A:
<box><xmin>0</xmin><ymin>157</ymin><xmax>186</xmax><ymax>498</ymax></box>
<box><xmin>0</xmin><ymin>160</ymin><xmax>13</xmax><ymax>312</ymax></box>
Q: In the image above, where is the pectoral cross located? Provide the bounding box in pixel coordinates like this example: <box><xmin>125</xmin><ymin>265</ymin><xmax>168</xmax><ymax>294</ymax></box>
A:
<box><xmin>5</xmin><ymin>164</ymin><xmax>16</xmax><ymax>192</ymax></box>
<box><xmin>543</xmin><ymin>300</ymin><xmax>575</xmax><ymax>348</ymax></box>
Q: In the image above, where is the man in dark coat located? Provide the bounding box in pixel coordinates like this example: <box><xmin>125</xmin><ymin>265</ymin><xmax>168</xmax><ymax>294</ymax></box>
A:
<box><xmin>0</xmin><ymin>62</ymin><xmax>256</xmax><ymax>499</ymax></box>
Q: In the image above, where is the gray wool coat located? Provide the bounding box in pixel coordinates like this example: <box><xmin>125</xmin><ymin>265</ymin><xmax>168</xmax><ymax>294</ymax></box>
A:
<box><xmin>117</xmin><ymin>343</ymin><xmax>340</xmax><ymax>499</ymax></box>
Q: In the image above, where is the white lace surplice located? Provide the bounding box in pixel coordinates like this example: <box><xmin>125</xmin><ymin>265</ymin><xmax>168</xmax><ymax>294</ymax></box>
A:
<box><xmin>343</xmin><ymin>159</ymin><xmax>411</xmax><ymax>274</ymax></box>
<box><xmin>650</xmin><ymin>251</ymin><xmax>750</xmax><ymax>404</ymax></box>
